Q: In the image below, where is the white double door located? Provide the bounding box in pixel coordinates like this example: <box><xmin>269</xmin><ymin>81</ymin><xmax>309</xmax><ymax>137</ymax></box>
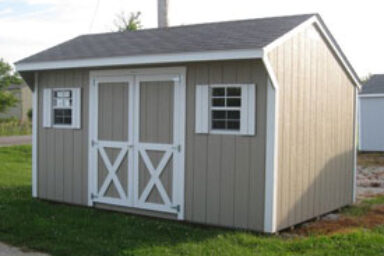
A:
<box><xmin>89</xmin><ymin>69</ymin><xmax>185</xmax><ymax>219</ymax></box>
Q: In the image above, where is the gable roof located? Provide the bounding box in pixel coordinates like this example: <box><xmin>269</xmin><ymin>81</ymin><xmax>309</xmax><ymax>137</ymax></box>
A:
<box><xmin>16</xmin><ymin>14</ymin><xmax>313</xmax><ymax>65</ymax></box>
<box><xmin>360</xmin><ymin>74</ymin><xmax>384</xmax><ymax>94</ymax></box>
<box><xmin>14</xmin><ymin>13</ymin><xmax>361</xmax><ymax>88</ymax></box>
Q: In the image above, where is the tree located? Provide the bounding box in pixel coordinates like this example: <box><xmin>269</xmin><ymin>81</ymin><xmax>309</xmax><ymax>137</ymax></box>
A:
<box><xmin>113</xmin><ymin>11</ymin><xmax>142</xmax><ymax>32</ymax></box>
<box><xmin>0</xmin><ymin>59</ymin><xmax>21</xmax><ymax>113</ymax></box>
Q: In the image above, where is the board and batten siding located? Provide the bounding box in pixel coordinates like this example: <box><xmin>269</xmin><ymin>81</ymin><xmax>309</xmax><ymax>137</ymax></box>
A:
<box><xmin>268</xmin><ymin>24</ymin><xmax>356</xmax><ymax>230</ymax></box>
<box><xmin>37</xmin><ymin>70</ymin><xmax>89</xmax><ymax>205</ymax></box>
<box><xmin>35</xmin><ymin>60</ymin><xmax>267</xmax><ymax>231</ymax></box>
<box><xmin>185</xmin><ymin>61</ymin><xmax>267</xmax><ymax>231</ymax></box>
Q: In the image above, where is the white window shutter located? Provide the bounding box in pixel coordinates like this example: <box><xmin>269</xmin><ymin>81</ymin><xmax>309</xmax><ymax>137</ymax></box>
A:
<box><xmin>72</xmin><ymin>88</ymin><xmax>81</xmax><ymax>129</ymax></box>
<box><xmin>43</xmin><ymin>89</ymin><xmax>52</xmax><ymax>128</ymax></box>
<box><xmin>195</xmin><ymin>85</ymin><xmax>209</xmax><ymax>133</ymax></box>
<box><xmin>241</xmin><ymin>84</ymin><xmax>256</xmax><ymax>135</ymax></box>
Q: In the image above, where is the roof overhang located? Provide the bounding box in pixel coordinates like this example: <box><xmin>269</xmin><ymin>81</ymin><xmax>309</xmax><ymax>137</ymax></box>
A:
<box><xmin>15</xmin><ymin>48</ymin><xmax>263</xmax><ymax>72</ymax></box>
<box><xmin>359</xmin><ymin>93</ymin><xmax>384</xmax><ymax>98</ymax></box>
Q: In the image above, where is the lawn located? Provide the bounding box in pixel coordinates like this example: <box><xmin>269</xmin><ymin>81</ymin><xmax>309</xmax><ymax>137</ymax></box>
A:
<box><xmin>0</xmin><ymin>145</ymin><xmax>384</xmax><ymax>256</ymax></box>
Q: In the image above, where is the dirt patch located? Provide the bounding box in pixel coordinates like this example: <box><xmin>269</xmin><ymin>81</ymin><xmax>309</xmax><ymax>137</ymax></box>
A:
<box><xmin>291</xmin><ymin>205</ymin><xmax>384</xmax><ymax>236</ymax></box>
<box><xmin>357</xmin><ymin>154</ymin><xmax>384</xmax><ymax>201</ymax></box>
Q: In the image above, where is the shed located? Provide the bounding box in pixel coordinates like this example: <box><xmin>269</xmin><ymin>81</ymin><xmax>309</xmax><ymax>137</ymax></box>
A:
<box><xmin>15</xmin><ymin>13</ymin><xmax>360</xmax><ymax>233</ymax></box>
<box><xmin>359</xmin><ymin>74</ymin><xmax>384</xmax><ymax>151</ymax></box>
<box><xmin>0</xmin><ymin>83</ymin><xmax>32</xmax><ymax>122</ymax></box>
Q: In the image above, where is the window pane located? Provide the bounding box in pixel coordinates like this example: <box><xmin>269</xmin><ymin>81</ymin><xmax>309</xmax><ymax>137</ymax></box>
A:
<box><xmin>227</xmin><ymin>87</ymin><xmax>241</xmax><ymax>96</ymax></box>
<box><xmin>212</xmin><ymin>120</ymin><xmax>225</xmax><ymax>129</ymax></box>
<box><xmin>212</xmin><ymin>110</ymin><xmax>226</xmax><ymax>119</ymax></box>
<box><xmin>63</xmin><ymin>109</ymin><xmax>72</xmax><ymax>116</ymax></box>
<box><xmin>212</xmin><ymin>88</ymin><xmax>225</xmax><ymax>96</ymax></box>
<box><xmin>227</xmin><ymin>110</ymin><xmax>240</xmax><ymax>119</ymax></box>
<box><xmin>227</xmin><ymin>98</ymin><xmax>241</xmax><ymax>107</ymax></box>
<box><xmin>54</xmin><ymin>109</ymin><xmax>72</xmax><ymax>125</ymax></box>
<box><xmin>64</xmin><ymin>117</ymin><xmax>72</xmax><ymax>124</ymax></box>
<box><xmin>212</xmin><ymin>98</ymin><xmax>225</xmax><ymax>107</ymax></box>
<box><xmin>227</xmin><ymin>121</ymin><xmax>240</xmax><ymax>130</ymax></box>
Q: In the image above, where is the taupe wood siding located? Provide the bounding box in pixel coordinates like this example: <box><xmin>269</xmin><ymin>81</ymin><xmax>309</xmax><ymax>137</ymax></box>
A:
<box><xmin>37</xmin><ymin>70</ymin><xmax>89</xmax><ymax>205</ymax></box>
<box><xmin>36</xmin><ymin>60</ymin><xmax>267</xmax><ymax>231</ymax></box>
<box><xmin>268</xmin><ymin>24</ymin><xmax>355</xmax><ymax>230</ymax></box>
<box><xmin>185</xmin><ymin>60</ymin><xmax>267</xmax><ymax>231</ymax></box>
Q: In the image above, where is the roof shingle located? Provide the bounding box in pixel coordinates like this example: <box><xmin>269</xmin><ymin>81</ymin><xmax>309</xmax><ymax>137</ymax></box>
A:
<box><xmin>17</xmin><ymin>14</ymin><xmax>314</xmax><ymax>64</ymax></box>
<box><xmin>361</xmin><ymin>75</ymin><xmax>384</xmax><ymax>94</ymax></box>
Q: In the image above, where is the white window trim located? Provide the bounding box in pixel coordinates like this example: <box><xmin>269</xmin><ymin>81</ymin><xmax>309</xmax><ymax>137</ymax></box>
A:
<box><xmin>43</xmin><ymin>87</ymin><xmax>81</xmax><ymax>129</ymax></box>
<box><xmin>207</xmin><ymin>84</ymin><xmax>255</xmax><ymax>136</ymax></box>
<box><xmin>52</xmin><ymin>88</ymin><xmax>73</xmax><ymax>128</ymax></box>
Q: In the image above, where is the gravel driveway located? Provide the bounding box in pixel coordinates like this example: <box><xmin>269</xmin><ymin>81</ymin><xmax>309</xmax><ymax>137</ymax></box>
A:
<box><xmin>0</xmin><ymin>242</ymin><xmax>48</xmax><ymax>256</ymax></box>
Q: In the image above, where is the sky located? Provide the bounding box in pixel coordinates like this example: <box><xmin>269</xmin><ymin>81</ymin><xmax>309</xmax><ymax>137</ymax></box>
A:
<box><xmin>0</xmin><ymin>0</ymin><xmax>383</xmax><ymax>77</ymax></box>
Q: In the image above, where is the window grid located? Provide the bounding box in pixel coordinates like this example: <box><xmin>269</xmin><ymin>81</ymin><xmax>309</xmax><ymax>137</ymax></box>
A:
<box><xmin>210</xmin><ymin>87</ymin><xmax>241</xmax><ymax>131</ymax></box>
<box><xmin>52</xmin><ymin>89</ymin><xmax>73</xmax><ymax>126</ymax></box>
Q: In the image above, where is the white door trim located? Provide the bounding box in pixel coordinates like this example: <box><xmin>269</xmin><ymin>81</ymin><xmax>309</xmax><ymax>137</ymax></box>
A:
<box><xmin>88</xmin><ymin>75</ymin><xmax>135</xmax><ymax>206</ymax></box>
<box><xmin>132</xmin><ymin>70</ymin><xmax>186</xmax><ymax>219</ymax></box>
<box><xmin>88</xmin><ymin>67</ymin><xmax>186</xmax><ymax>220</ymax></box>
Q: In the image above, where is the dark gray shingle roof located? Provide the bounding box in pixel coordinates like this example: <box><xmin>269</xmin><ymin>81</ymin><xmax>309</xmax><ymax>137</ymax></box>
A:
<box><xmin>17</xmin><ymin>14</ymin><xmax>315</xmax><ymax>64</ymax></box>
<box><xmin>361</xmin><ymin>75</ymin><xmax>384</xmax><ymax>94</ymax></box>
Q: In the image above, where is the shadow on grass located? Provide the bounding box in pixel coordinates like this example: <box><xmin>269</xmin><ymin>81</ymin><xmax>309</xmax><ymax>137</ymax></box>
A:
<box><xmin>0</xmin><ymin>185</ymin><xmax>238</xmax><ymax>256</ymax></box>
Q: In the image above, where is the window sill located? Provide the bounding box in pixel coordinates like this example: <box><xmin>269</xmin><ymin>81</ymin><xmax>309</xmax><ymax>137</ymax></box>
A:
<box><xmin>51</xmin><ymin>125</ymin><xmax>78</xmax><ymax>129</ymax></box>
<box><xmin>209</xmin><ymin>130</ymin><xmax>245</xmax><ymax>136</ymax></box>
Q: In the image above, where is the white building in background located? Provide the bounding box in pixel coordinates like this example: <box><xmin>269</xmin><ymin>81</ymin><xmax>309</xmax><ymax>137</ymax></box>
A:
<box><xmin>359</xmin><ymin>74</ymin><xmax>384</xmax><ymax>151</ymax></box>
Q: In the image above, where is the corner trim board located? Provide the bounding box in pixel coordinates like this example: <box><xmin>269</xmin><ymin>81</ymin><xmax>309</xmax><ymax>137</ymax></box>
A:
<box><xmin>262</xmin><ymin>56</ymin><xmax>279</xmax><ymax>233</ymax></box>
<box><xmin>353</xmin><ymin>87</ymin><xmax>358</xmax><ymax>202</ymax></box>
<box><xmin>32</xmin><ymin>72</ymin><xmax>38</xmax><ymax>197</ymax></box>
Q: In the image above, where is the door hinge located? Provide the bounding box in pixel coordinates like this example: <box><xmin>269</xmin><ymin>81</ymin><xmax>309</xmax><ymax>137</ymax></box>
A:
<box><xmin>91</xmin><ymin>140</ymin><xmax>98</xmax><ymax>147</ymax></box>
<box><xmin>172</xmin><ymin>144</ymin><xmax>181</xmax><ymax>152</ymax></box>
<box><xmin>90</xmin><ymin>193</ymin><xmax>98</xmax><ymax>200</ymax></box>
<box><xmin>171</xmin><ymin>204</ymin><xmax>180</xmax><ymax>212</ymax></box>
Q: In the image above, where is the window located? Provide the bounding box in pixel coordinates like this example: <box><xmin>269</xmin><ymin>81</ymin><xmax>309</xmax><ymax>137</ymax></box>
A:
<box><xmin>43</xmin><ymin>88</ymin><xmax>81</xmax><ymax>129</ymax></box>
<box><xmin>53</xmin><ymin>90</ymin><xmax>73</xmax><ymax>125</ymax></box>
<box><xmin>195</xmin><ymin>84</ymin><xmax>255</xmax><ymax>135</ymax></box>
<box><xmin>211</xmin><ymin>86</ymin><xmax>241</xmax><ymax>131</ymax></box>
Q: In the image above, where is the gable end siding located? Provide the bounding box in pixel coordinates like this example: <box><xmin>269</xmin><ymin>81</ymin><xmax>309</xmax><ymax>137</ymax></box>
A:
<box><xmin>268</xmin><ymin>24</ymin><xmax>355</xmax><ymax>230</ymax></box>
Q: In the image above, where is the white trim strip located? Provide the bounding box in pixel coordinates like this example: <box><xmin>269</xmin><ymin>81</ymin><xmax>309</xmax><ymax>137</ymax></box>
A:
<box><xmin>15</xmin><ymin>49</ymin><xmax>263</xmax><ymax>72</ymax></box>
<box><xmin>262</xmin><ymin>57</ymin><xmax>279</xmax><ymax>233</ymax></box>
<box><xmin>32</xmin><ymin>72</ymin><xmax>38</xmax><ymax>198</ymax></box>
<box><xmin>353</xmin><ymin>87</ymin><xmax>358</xmax><ymax>202</ymax></box>
<box><xmin>359</xmin><ymin>93</ymin><xmax>384</xmax><ymax>98</ymax></box>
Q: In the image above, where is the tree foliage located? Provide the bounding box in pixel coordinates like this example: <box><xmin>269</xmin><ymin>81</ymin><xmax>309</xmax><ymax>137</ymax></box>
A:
<box><xmin>0</xmin><ymin>59</ymin><xmax>21</xmax><ymax>113</ymax></box>
<box><xmin>113</xmin><ymin>11</ymin><xmax>142</xmax><ymax>32</ymax></box>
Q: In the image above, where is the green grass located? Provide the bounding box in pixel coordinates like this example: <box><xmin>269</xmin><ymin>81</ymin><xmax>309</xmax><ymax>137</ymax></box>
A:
<box><xmin>0</xmin><ymin>118</ymin><xmax>31</xmax><ymax>137</ymax></box>
<box><xmin>0</xmin><ymin>145</ymin><xmax>384</xmax><ymax>255</ymax></box>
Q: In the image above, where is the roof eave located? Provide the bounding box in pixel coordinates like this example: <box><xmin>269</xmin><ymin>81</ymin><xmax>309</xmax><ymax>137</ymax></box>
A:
<box><xmin>15</xmin><ymin>48</ymin><xmax>264</xmax><ymax>72</ymax></box>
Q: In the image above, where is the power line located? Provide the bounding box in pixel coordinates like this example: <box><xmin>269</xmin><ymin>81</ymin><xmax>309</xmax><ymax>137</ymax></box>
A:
<box><xmin>89</xmin><ymin>0</ymin><xmax>101</xmax><ymax>32</ymax></box>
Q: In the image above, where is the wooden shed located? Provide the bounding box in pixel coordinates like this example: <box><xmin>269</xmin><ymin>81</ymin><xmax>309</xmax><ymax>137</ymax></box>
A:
<box><xmin>359</xmin><ymin>74</ymin><xmax>384</xmax><ymax>151</ymax></box>
<box><xmin>15</xmin><ymin>14</ymin><xmax>360</xmax><ymax>233</ymax></box>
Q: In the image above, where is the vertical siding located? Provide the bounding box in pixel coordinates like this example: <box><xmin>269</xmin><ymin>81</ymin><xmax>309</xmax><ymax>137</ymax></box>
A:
<box><xmin>36</xmin><ymin>60</ymin><xmax>267</xmax><ymax>231</ymax></box>
<box><xmin>37</xmin><ymin>69</ymin><xmax>89</xmax><ymax>205</ymax></box>
<box><xmin>184</xmin><ymin>60</ymin><xmax>267</xmax><ymax>231</ymax></box>
<box><xmin>268</xmin><ymin>24</ymin><xmax>356</xmax><ymax>230</ymax></box>
<box><xmin>360</xmin><ymin>97</ymin><xmax>384</xmax><ymax>151</ymax></box>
